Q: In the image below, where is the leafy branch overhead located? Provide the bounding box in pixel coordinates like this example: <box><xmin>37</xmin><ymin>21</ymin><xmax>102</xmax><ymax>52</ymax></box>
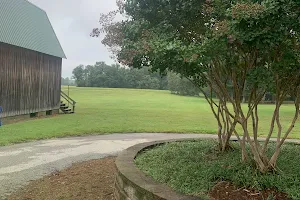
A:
<box><xmin>95</xmin><ymin>0</ymin><xmax>300</xmax><ymax>173</ymax></box>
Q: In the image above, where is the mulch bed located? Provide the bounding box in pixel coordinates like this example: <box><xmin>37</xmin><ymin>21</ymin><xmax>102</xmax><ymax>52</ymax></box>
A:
<box><xmin>7</xmin><ymin>157</ymin><xmax>289</xmax><ymax>200</ymax></box>
<box><xmin>8</xmin><ymin>157</ymin><xmax>117</xmax><ymax>200</ymax></box>
<box><xmin>209</xmin><ymin>181</ymin><xmax>289</xmax><ymax>200</ymax></box>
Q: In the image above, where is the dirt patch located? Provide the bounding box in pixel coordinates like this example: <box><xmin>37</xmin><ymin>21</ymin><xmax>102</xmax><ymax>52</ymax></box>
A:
<box><xmin>209</xmin><ymin>181</ymin><xmax>289</xmax><ymax>200</ymax></box>
<box><xmin>8</xmin><ymin>157</ymin><xmax>116</xmax><ymax>200</ymax></box>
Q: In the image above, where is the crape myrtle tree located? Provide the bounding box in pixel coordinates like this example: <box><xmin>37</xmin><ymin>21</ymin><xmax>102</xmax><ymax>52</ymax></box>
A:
<box><xmin>93</xmin><ymin>0</ymin><xmax>300</xmax><ymax>172</ymax></box>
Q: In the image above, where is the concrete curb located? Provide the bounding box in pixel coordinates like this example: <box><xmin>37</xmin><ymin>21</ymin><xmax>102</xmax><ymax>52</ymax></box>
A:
<box><xmin>114</xmin><ymin>136</ymin><xmax>300</xmax><ymax>200</ymax></box>
<box><xmin>114</xmin><ymin>138</ymin><xmax>202</xmax><ymax>200</ymax></box>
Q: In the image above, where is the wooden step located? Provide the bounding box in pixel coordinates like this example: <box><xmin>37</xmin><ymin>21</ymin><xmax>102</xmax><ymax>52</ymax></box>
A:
<box><xmin>63</xmin><ymin>108</ymin><xmax>72</xmax><ymax>112</ymax></box>
<box><xmin>64</xmin><ymin>110</ymin><xmax>74</xmax><ymax>114</ymax></box>
<box><xmin>60</xmin><ymin>92</ymin><xmax>76</xmax><ymax>114</ymax></box>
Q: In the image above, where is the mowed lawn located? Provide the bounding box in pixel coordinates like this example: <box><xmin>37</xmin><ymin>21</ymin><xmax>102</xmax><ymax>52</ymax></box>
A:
<box><xmin>1</xmin><ymin>87</ymin><xmax>299</xmax><ymax>145</ymax></box>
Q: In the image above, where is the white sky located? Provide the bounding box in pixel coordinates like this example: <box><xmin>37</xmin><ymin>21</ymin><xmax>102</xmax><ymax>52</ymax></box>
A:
<box><xmin>28</xmin><ymin>0</ymin><xmax>118</xmax><ymax>78</ymax></box>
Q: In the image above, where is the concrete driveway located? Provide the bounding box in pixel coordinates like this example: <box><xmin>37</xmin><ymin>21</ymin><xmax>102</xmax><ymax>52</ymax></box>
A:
<box><xmin>0</xmin><ymin>133</ymin><xmax>216</xmax><ymax>199</ymax></box>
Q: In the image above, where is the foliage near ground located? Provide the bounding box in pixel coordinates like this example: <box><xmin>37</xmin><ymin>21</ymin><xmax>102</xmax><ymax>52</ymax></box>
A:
<box><xmin>167</xmin><ymin>73</ymin><xmax>200</xmax><ymax>96</ymax></box>
<box><xmin>0</xmin><ymin>87</ymin><xmax>299</xmax><ymax>146</ymax></box>
<box><xmin>135</xmin><ymin>140</ymin><xmax>300</xmax><ymax>199</ymax></box>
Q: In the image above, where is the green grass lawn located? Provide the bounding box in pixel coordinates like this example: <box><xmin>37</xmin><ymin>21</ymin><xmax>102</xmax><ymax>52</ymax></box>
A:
<box><xmin>0</xmin><ymin>87</ymin><xmax>299</xmax><ymax>145</ymax></box>
<box><xmin>135</xmin><ymin>140</ymin><xmax>300</xmax><ymax>199</ymax></box>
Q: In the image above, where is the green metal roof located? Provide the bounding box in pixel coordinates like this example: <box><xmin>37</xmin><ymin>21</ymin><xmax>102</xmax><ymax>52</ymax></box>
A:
<box><xmin>0</xmin><ymin>0</ymin><xmax>66</xmax><ymax>58</ymax></box>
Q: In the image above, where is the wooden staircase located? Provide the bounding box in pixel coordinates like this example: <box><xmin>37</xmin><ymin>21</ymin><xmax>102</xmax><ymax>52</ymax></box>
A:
<box><xmin>60</xmin><ymin>91</ymin><xmax>76</xmax><ymax>114</ymax></box>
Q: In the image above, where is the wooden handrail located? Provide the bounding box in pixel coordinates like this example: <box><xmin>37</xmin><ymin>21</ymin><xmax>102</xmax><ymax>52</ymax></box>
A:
<box><xmin>61</xmin><ymin>95</ymin><xmax>74</xmax><ymax>105</ymax></box>
<box><xmin>61</xmin><ymin>91</ymin><xmax>76</xmax><ymax>105</ymax></box>
<box><xmin>61</xmin><ymin>91</ymin><xmax>76</xmax><ymax>113</ymax></box>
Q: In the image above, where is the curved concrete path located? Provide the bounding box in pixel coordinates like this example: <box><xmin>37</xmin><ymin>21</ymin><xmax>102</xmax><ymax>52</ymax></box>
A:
<box><xmin>1</xmin><ymin>133</ymin><xmax>300</xmax><ymax>199</ymax></box>
<box><xmin>0</xmin><ymin>133</ymin><xmax>216</xmax><ymax>199</ymax></box>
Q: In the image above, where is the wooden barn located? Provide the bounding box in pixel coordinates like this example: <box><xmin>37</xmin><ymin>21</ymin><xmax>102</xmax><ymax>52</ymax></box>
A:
<box><xmin>0</xmin><ymin>0</ymin><xmax>75</xmax><ymax>119</ymax></box>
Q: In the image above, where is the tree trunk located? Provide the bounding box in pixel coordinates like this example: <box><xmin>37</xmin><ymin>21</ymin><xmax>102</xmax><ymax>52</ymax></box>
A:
<box><xmin>269</xmin><ymin>146</ymin><xmax>280</xmax><ymax>168</ymax></box>
<box><xmin>241</xmin><ymin>134</ymin><xmax>248</xmax><ymax>161</ymax></box>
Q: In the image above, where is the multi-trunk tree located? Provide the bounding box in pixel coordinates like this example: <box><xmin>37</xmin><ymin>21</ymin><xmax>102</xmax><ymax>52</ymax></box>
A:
<box><xmin>93</xmin><ymin>0</ymin><xmax>300</xmax><ymax>173</ymax></box>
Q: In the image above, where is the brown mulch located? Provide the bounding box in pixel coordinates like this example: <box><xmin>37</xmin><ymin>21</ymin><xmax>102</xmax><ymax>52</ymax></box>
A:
<box><xmin>209</xmin><ymin>181</ymin><xmax>290</xmax><ymax>200</ymax></box>
<box><xmin>8</xmin><ymin>157</ymin><xmax>117</xmax><ymax>200</ymax></box>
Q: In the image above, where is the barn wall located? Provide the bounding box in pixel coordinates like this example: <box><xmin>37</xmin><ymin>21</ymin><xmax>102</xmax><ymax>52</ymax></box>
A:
<box><xmin>0</xmin><ymin>42</ymin><xmax>62</xmax><ymax>117</ymax></box>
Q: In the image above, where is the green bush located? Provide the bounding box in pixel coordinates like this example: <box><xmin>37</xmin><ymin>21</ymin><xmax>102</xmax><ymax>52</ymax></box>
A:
<box><xmin>167</xmin><ymin>73</ymin><xmax>200</xmax><ymax>96</ymax></box>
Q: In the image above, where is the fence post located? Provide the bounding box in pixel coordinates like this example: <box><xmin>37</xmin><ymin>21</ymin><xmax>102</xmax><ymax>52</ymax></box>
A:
<box><xmin>0</xmin><ymin>106</ymin><xmax>2</xmax><ymax>127</ymax></box>
<box><xmin>68</xmin><ymin>85</ymin><xmax>70</xmax><ymax>107</ymax></box>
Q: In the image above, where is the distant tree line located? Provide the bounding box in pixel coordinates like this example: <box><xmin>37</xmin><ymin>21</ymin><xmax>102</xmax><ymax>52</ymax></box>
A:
<box><xmin>72</xmin><ymin>62</ymin><xmax>200</xmax><ymax>96</ymax></box>
<box><xmin>61</xmin><ymin>77</ymin><xmax>76</xmax><ymax>86</ymax></box>
<box><xmin>71</xmin><ymin>62</ymin><xmax>295</xmax><ymax>102</ymax></box>
<box><xmin>72</xmin><ymin>62</ymin><xmax>167</xmax><ymax>90</ymax></box>
<box><xmin>167</xmin><ymin>73</ymin><xmax>200</xmax><ymax>96</ymax></box>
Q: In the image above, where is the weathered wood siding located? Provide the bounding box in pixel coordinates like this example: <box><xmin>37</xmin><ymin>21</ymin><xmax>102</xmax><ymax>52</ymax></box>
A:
<box><xmin>0</xmin><ymin>42</ymin><xmax>62</xmax><ymax>117</ymax></box>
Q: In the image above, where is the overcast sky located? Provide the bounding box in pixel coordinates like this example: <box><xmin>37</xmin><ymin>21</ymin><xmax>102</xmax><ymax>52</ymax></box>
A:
<box><xmin>28</xmin><ymin>0</ymin><xmax>117</xmax><ymax>78</ymax></box>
